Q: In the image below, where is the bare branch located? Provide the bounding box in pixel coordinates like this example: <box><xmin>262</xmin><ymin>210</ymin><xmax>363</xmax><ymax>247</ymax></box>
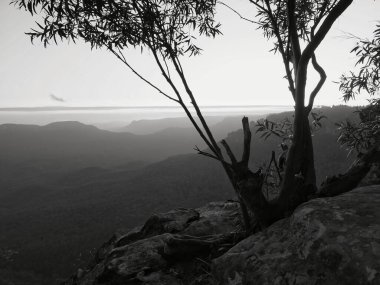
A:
<box><xmin>148</xmin><ymin>43</ymin><xmax>218</xmax><ymax>156</ymax></box>
<box><xmin>221</xmin><ymin>139</ymin><xmax>238</xmax><ymax>166</ymax></box>
<box><xmin>109</xmin><ymin>47</ymin><xmax>179</xmax><ymax>103</ymax></box>
<box><xmin>218</xmin><ymin>1</ymin><xmax>259</xmax><ymax>25</ymax></box>
<box><xmin>241</xmin><ymin>117</ymin><xmax>252</xmax><ymax>167</ymax></box>
<box><xmin>147</xmin><ymin>12</ymin><xmax>223</xmax><ymax>158</ymax></box>
<box><xmin>170</xmin><ymin>51</ymin><xmax>223</xmax><ymax>157</ymax></box>
<box><xmin>194</xmin><ymin>146</ymin><xmax>231</xmax><ymax>166</ymax></box>
<box><xmin>150</xmin><ymin>46</ymin><xmax>182</xmax><ymax>100</ymax></box>
<box><xmin>306</xmin><ymin>53</ymin><xmax>326</xmax><ymax>113</ymax></box>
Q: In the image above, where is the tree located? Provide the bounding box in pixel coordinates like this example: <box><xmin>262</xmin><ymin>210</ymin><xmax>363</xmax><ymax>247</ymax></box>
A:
<box><xmin>338</xmin><ymin>23</ymin><xmax>380</xmax><ymax>154</ymax></box>
<box><xmin>317</xmin><ymin>23</ymin><xmax>380</xmax><ymax>198</ymax></box>
<box><xmin>13</xmin><ymin>0</ymin><xmax>356</xmax><ymax>230</ymax></box>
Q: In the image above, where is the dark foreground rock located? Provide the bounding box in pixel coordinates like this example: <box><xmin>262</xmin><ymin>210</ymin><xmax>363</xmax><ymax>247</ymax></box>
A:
<box><xmin>64</xmin><ymin>185</ymin><xmax>380</xmax><ymax>285</ymax></box>
<box><xmin>63</xmin><ymin>201</ymin><xmax>243</xmax><ymax>285</ymax></box>
<box><xmin>213</xmin><ymin>185</ymin><xmax>380</xmax><ymax>285</ymax></box>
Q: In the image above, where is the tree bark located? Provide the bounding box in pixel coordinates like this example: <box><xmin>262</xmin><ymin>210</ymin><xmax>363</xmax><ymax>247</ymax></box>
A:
<box><xmin>278</xmin><ymin>107</ymin><xmax>317</xmax><ymax>213</ymax></box>
<box><xmin>219</xmin><ymin>118</ymin><xmax>280</xmax><ymax>229</ymax></box>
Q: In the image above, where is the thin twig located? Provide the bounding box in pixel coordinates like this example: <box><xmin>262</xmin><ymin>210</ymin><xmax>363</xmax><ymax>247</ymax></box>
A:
<box><xmin>194</xmin><ymin>146</ymin><xmax>221</xmax><ymax>161</ymax></box>
<box><xmin>218</xmin><ymin>1</ymin><xmax>259</xmax><ymax>25</ymax></box>
<box><xmin>109</xmin><ymin>47</ymin><xmax>179</xmax><ymax>103</ymax></box>
<box><xmin>148</xmin><ymin>41</ymin><xmax>218</xmax><ymax>155</ymax></box>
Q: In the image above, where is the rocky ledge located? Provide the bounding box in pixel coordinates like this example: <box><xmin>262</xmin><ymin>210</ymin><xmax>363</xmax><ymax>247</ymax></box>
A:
<box><xmin>64</xmin><ymin>201</ymin><xmax>244</xmax><ymax>284</ymax></box>
<box><xmin>64</xmin><ymin>185</ymin><xmax>380</xmax><ymax>285</ymax></box>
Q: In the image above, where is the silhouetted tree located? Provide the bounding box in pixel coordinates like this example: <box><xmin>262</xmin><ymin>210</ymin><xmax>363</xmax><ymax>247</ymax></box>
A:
<box><xmin>13</xmin><ymin>0</ymin><xmax>359</xmax><ymax>230</ymax></box>
<box><xmin>338</xmin><ymin>23</ymin><xmax>380</xmax><ymax>154</ymax></box>
<box><xmin>318</xmin><ymin>23</ymin><xmax>380</xmax><ymax>198</ymax></box>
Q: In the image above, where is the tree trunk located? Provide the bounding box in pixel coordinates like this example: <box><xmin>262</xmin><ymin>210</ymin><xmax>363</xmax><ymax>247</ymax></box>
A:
<box><xmin>218</xmin><ymin>118</ymin><xmax>282</xmax><ymax>230</ymax></box>
<box><xmin>217</xmin><ymin>113</ymin><xmax>318</xmax><ymax>231</ymax></box>
<box><xmin>278</xmin><ymin>110</ymin><xmax>317</xmax><ymax>213</ymax></box>
<box><xmin>231</xmin><ymin>166</ymin><xmax>279</xmax><ymax>229</ymax></box>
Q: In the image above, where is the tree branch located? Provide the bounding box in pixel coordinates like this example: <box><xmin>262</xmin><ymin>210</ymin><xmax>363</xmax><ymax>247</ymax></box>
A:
<box><xmin>147</xmin><ymin>9</ymin><xmax>223</xmax><ymax>159</ymax></box>
<box><xmin>218</xmin><ymin>1</ymin><xmax>259</xmax><ymax>25</ymax></box>
<box><xmin>241</xmin><ymin>117</ymin><xmax>252</xmax><ymax>167</ymax></box>
<box><xmin>310</xmin><ymin>1</ymin><xmax>329</xmax><ymax>38</ymax></box>
<box><xmin>109</xmin><ymin>47</ymin><xmax>179</xmax><ymax>103</ymax></box>
<box><xmin>221</xmin><ymin>139</ymin><xmax>238</xmax><ymax>166</ymax></box>
<box><xmin>287</xmin><ymin>0</ymin><xmax>301</xmax><ymax>69</ymax></box>
<box><xmin>300</xmin><ymin>0</ymin><xmax>353</xmax><ymax>66</ymax></box>
<box><xmin>160</xmin><ymin>51</ymin><xmax>171</xmax><ymax>79</ymax></box>
<box><xmin>170</xmin><ymin>51</ymin><xmax>223</xmax><ymax>157</ymax></box>
<box><xmin>306</xmin><ymin>53</ymin><xmax>326</xmax><ymax>113</ymax></box>
<box><xmin>262</xmin><ymin>0</ymin><xmax>295</xmax><ymax>99</ymax></box>
<box><xmin>194</xmin><ymin>146</ymin><xmax>223</xmax><ymax>162</ymax></box>
<box><xmin>148</xmin><ymin>43</ymin><xmax>218</xmax><ymax>156</ymax></box>
<box><xmin>249</xmin><ymin>0</ymin><xmax>269</xmax><ymax>13</ymax></box>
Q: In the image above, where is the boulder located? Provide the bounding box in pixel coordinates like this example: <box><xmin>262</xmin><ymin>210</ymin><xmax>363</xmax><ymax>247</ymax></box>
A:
<box><xmin>63</xmin><ymin>201</ymin><xmax>242</xmax><ymax>285</ymax></box>
<box><xmin>213</xmin><ymin>185</ymin><xmax>380</xmax><ymax>285</ymax></box>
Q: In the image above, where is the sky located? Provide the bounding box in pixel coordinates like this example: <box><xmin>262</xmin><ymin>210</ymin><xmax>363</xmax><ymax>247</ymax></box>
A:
<box><xmin>0</xmin><ymin>0</ymin><xmax>379</xmax><ymax>108</ymax></box>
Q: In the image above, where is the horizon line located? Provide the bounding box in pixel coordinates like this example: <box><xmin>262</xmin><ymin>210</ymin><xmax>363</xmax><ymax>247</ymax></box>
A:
<box><xmin>0</xmin><ymin>104</ymin><xmax>343</xmax><ymax>112</ymax></box>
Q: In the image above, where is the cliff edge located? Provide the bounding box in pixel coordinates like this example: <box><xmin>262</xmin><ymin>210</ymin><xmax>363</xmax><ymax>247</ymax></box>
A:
<box><xmin>64</xmin><ymin>185</ymin><xmax>380</xmax><ymax>285</ymax></box>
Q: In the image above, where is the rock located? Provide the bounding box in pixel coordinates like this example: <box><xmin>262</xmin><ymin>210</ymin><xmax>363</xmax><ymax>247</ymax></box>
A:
<box><xmin>115</xmin><ymin>208</ymin><xmax>200</xmax><ymax>248</ymax></box>
<box><xmin>65</xmin><ymin>186</ymin><xmax>380</xmax><ymax>285</ymax></box>
<box><xmin>98</xmin><ymin>233</ymin><xmax>172</xmax><ymax>283</ymax></box>
<box><xmin>358</xmin><ymin>163</ymin><xmax>380</xmax><ymax>187</ymax></box>
<box><xmin>183</xmin><ymin>201</ymin><xmax>243</xmax><ymax>236</ymax></box>
<box><xmin>63</xmin><ymin>201</ymin><xmax>242</xmax><ymax>285</ymax></box>
<box><xmin>213</xmin><ymin>185</ymin><xmax>380</xmax><ymax>285</ymax></box>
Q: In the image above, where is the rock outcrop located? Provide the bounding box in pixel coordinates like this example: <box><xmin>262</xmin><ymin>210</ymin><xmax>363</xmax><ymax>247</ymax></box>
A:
<box><xmin>213</xmin><ymin>185</ymin><xmax>380</xmax><ymax>285</ymax></box>
<box><xmin>64</xmin><ymin>185</ymin><xmax>380</xmax><ymax>285</ymax></box>
<box><xmin>63</xmin><ymin>201</ymin><xmax>244</xmax><ymax>285</ymax></box>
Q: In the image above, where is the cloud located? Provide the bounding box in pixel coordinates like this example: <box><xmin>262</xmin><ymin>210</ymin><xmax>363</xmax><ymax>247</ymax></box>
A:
<box><xmin>49</xmin><ymin>93</ymin><xmax>65</xmax><ymax>103</ymax></box>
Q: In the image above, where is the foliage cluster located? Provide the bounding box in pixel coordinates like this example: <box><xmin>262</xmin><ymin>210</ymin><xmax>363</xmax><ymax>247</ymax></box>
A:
<box><xmin>338</xmin><ymin>24</ymin><xmax>380</xmax><ymax>154</ymax></box>
<box><xmin>14</xmin><ymin>0</ymin><xmax>220</xmax><ymax>58</ymax></box>
<box><xmin>339</xmin><ymin>24</ymin><xmax>380</xmax><ymax>102</ymax></box>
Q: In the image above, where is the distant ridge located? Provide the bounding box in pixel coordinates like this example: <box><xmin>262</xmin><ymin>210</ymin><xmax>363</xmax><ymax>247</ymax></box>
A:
<box><xmin>0</xmin><ymin>105</ymin><xmax>293</xmax><ymax>112</ymax></box>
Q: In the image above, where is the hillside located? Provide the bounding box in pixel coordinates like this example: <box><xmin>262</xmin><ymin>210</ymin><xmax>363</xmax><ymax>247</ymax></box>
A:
<box><xmin>118</xmin><ymin>115</ymin><xmax>263</xmax><ymax>136</ymax></box>
<box><xmin>0</xmin><ymin>121</ymin><xmax>202</xmax><ymax>171</ymax></box>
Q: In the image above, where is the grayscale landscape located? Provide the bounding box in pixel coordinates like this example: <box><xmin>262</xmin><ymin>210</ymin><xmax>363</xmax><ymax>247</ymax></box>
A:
<box><xmin>0</xmin><ymin>1</ymin><xmax>379</xmax><ymax>284</ymax></box>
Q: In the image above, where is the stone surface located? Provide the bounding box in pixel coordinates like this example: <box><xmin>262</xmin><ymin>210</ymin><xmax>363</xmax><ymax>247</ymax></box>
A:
<box><xmin>359</xmin><ymin>163</ymin><xmax>380</xmax><ymax>187</ymax></box>
<box><xmin>64</xmin><ymin>185</ymin><xmax>380</xmax><ymax>285</ymax></box>
<box><xmin>212</xmin><ymin>185</ymin><xmax>380</xmax><ymax>285</ymax></box>
<box><xmin>63</xmin><ymin>201</ymin><xmax>242</xmax><ymax>285</ymax></box>
<box><xmin>183</xmin><ymin>201</ymin><xmax>243</xmax><ymax>236</ymax></box>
